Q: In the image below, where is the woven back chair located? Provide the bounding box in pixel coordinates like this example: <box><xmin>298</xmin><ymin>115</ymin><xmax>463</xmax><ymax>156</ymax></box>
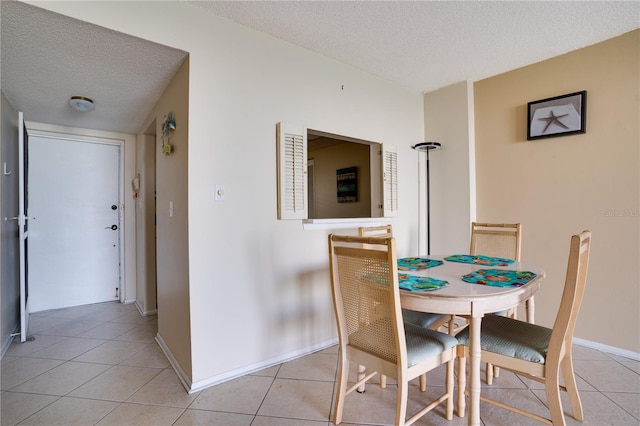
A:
<box><xmin>329</xmin><ymin>234</ymin><xmax>457</xmax><ymax>426</ymax></box>
<box><xmin>456</xmin><ymin>231</ymin><xmax>591</xmax><ymax>425</ymax></box>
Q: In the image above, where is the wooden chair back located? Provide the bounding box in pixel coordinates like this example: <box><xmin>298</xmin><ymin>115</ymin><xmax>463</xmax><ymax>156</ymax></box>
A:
<box><xmin>470</xmin><ymin>222</ymin><xmax>522</xmax><ymax>261</ymax></box>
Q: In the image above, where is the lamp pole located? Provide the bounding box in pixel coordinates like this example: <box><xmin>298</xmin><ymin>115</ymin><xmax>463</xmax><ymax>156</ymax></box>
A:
<box><xmin>412</xmin><ymin>141</ymin><xmax>441</xmax><ymax>255</ymax></box>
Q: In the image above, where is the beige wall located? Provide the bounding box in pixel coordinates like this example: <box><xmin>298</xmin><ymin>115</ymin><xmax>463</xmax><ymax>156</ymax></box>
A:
<box><xmin>138</xmin><ymin>58</ymin><xmax>191</xmax><ymax>380</ymax></box>
<box><xmin>474</xmin><ymin>30</ymin><xmax>639</xmax><ymax>352</ymax></box>
<box><xmin>1</xmin><ymin>92</ymin><xmax>20</xmax><ymax>353</ymax></box>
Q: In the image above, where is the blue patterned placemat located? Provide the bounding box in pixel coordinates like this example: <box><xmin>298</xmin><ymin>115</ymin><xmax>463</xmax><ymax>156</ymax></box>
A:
<box><xmin>461</xmin><ymin>269</ymin><xmax>536</xmax><ymax>287</ymax></box>
<box><xmin>445</xmin><ymin>254</ymin><xmax>515</xmax><ymax>267</ymax></box>
<box><xmin>397</xmin><ymin>257</ymin><xmax>443</xmax><ymax>271</ymax></box>
<box><xmin>398</xmin><ymin>274</ymin><xmax>449</xmax><ymax>292</ymax></box>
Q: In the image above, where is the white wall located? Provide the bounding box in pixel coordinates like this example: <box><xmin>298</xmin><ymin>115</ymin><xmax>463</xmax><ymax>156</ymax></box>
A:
<box><xmin>34</xmin><ymin>1</ymin><xmax>425</xmax><ymax>388</ymax></box>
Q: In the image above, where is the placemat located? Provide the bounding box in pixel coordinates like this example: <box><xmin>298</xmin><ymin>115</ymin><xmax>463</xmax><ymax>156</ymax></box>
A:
<box><xmin>398</xmin><ymin>274</ymin><xmax>449</xmax><ymax>292</ymax></box>
<box><xmin>445</xmin><ymin>254</ymin><xmax>515</xmax><ymax>266</ymax></box>
<box><xmin>397</xmin><ymin>257</ymin><xmax>443</xmax><ymax>270</ymax></box>
<box><xmin>461</xmin><ymin>269</ymin><xmax>537</xmax><ymax>287</ymax></box>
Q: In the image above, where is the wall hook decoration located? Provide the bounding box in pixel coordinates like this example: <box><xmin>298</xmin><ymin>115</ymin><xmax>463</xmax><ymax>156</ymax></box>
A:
<box><xmin>161</xmin><ymin>112</ymin><xmax>176</xmax><ymax>155</ymax></box>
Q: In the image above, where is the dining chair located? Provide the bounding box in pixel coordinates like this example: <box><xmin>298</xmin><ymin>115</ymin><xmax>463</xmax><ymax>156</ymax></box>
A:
<box><xmin>358</xmin><ymin>225</ymin><xmax>452</xmax><ymax>391</ymax></box>
<box><xmin>456</xmin><ymin>230</ymin><xmax>591</xmax><ymax>426</ymax></box>
<box><xmin>469</xmin><ymin>222</ymin><xmax>523</xmax><ymax>383</ymax></box>
<box><xmin>329</xmin><ymin>234</ymin><xmax>458</xmax><ymax>426</ymax></box>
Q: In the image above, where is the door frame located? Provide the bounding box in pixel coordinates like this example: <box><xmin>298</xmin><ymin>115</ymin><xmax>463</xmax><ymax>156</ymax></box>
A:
<box><xmin>26</xmin><ymin>125</ymin><xmax>128</xmax><ymax>303</ymax></box>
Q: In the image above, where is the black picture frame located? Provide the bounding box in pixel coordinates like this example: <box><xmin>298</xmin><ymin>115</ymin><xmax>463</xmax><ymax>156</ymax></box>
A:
<box><xmin>527</xmin><ymin>91</ymin><xmax>586</xmax><ymax>140</ymax></box>
<box><xmin>336</xmin><ymin>167</ymin><xmax>357</xmax><ymax>203</ymax></box>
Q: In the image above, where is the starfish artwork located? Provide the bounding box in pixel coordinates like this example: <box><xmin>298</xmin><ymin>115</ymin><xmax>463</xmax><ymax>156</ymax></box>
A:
<box><xmin>538</xmin><ymin>110</ymin><xmax>569</xmax><ymax>133</ymax></box>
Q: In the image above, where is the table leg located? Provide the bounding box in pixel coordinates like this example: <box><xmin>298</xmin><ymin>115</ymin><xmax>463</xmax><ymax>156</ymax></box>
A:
<box><xmin>526</xmin><ymin>296</ymin><xmax>535</xmax><ymax>323</ymax></box>
<box><xmin>468</xmin><ymin>315</ymin><xmax>482</xmax><ymax>426</ymax></box>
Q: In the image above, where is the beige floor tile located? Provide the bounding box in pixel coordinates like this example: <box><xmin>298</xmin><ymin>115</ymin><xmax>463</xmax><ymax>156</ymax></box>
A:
<box><xmin>257</xmin><ymin>378</ymin><xmax>334</xmax><ymax>421</ymax></box>
<box><xmin>95</xmin><ymin>402</ymin><xmax>184</xmax><ymax>425</ymax></box>
<box><xmin>574</xmin><ymin>359</ymin><xmax>640</xmax><ymax>393</ymax></box>
<box><xmin>173</xmin><ymin>409</ymin><xmax>254</xmax><ymax>425</ymax></box>
<box><xmin>249</xmin><ymin>364</ymin><xmax>280</xmax><ymax>378</ymax></box>
<box><xmin>621</xmin><ymin>360</ymin><xmax>640</xmax><ymax>375</ymax></box>
<box><xmin>1</xmin><ymin>357</ymin><xmax>63</xmax><ymax>390</ymax></box>
<box><xmin>5</xmin><ymin>335</ymin><xmax>68</xmax><ymax>357</ymax></box>
<box><xmin>119</xmin><ymin>343</ymin><xmax>170</xmax><ymax>369</ymax></box>
<box><xmin>11</xmin><ymin>361</ymin><xmax>111</xmax><ymax>396</ymax></box>
<box><xmin>109</xmin><ymin>312</ymin><xmax>156</xmax><ymax>325</ymax></box>
<box><xmin>114</xmin><ymin>323</ymin><xmax>157</xmax><ymax>343</ymax></box>
<box><xmin>251</xmin><ymin>416</ymin><xmax>328</xmax><ymax>426</ymax></box>
<box><xmin>572</xmin><ymin>345</ymin><xmax>617</xmax><ymax>361</ymax></box>
<box><xmin>532</xmin><ymin>388</ymin><xmax>639</xmax><ymax>426</ymax></box>
<box><xmin>190</xmin><ymin>375</ymin><xmax>273</xmax><ymax>414</ymax></box>
<box><xmin>336</xmin><ymin>382</ymin><xmax>456</xmax><ymax>426</ymax></box>
<box><xmin>127</xmin><ymin>369</ymin><xmax>198</xmax><ymax>408</ymax></box>
<box><xmin>27</xmin><ymin>337</ymin><xmax>106</xmax><ymax>361</ymax></box>
<box><xmin>37</xmin><ymin>319</ymin><xmax>104</xmax><ymax>337</ymax></box>
<box><xmin>475</xmin><ymin>388</ymin><xmax>550</xmax><ymax>426</ymax></box>
<box><xmin>24</xmin><ymin>317</ymin><xmax>70</xmax><ymax>334</ymax></box>
<box><xmin>17</xmin><ymin>396</ymin><xmax>118</xmax><ymax>426</ymax></box>
<box><xmin>2</xmin><ymin>355</ymin><xmax>19</xmax><ymax>365</ymax></box>
<box><xmin>77</xmin><ymin>322</ymin><xmax>139</xmax><ymax>340</ymax></box>
<box><xmin>68</xmin><ymin>365</ymin><xmax>161</xmax><ymax>402</ymax></box>
<box><xmin>0</xmin><ymin>391</ymin><xmax>58</xmax><ymax>426</ymax></box>
<box><xmin>603</xmin><ymin>391</ymin><xmax>640</xmax><ymax>420</ymax></box>
<box><xmin>73</xmin><ymin>340</ymin><xmax>148</xmax><ymax>365</ymax></box>
<box><xmin>276</xmin><ymin>353</ymin><xmax>337</xmax><ymax>382</ymax></box>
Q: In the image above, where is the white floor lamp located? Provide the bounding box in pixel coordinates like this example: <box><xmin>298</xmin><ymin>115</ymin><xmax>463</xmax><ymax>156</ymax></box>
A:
<box><xmin>412</xmin><ymin>141</ymin><xmax>441</xmax><ymax>255</ymax></box>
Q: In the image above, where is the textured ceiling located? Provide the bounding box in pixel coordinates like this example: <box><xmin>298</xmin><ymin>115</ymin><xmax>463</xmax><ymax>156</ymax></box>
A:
<box><xmin>1</xmin><ymin>1</ymin><xmax>638</xmax><ymax>134</ymax></box>
<box><xmin>1</xmin><ymin>1</ymin><xmax>188</xmax><ymax>134</ymax></box>
<box><xmin>188</xmin><ymin>1</ymin><xmax>639</xmax><ymax>93</ymax></box>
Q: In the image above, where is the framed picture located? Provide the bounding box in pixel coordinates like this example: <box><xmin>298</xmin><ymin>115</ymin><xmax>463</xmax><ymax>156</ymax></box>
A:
<box><xmin>527</xmin><ymin>91</ymin><xmax>586</xmax><ymax>140</ymax></box>
<box><xmin>336</xmin><ymin>167</ymin><xmax>357</xmax><ymax>203</ymax></box>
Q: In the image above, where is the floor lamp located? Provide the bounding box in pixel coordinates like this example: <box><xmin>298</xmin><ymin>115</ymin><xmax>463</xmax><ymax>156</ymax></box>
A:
<box><xmin>412</xmin><ymin>141</ymin><xmax>441</xmax><ymax>255</ymax></box>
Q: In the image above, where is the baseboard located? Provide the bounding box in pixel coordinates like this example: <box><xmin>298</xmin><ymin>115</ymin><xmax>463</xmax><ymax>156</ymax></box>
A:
<box><xmin>188</xmin><ymin>337</ymin><xmax>338</xmax><ymax>394</ymax></box>
<box><xmin>1</xmin><ymin>324</ymin><xmax>19</xmax><ymax>358</ymax></box>
<box><xmin>574</xmin><ymin>337</ymin><xmax>640</xmax><ymax>361</ymax></box>
<box><xmin>134</xmin><ymin>300</ymin><xmax>158</xmax><ymax>317</ymax></box>
<box><xmin>155</xmin><ymin>333</ymin><xmax>193</xmax><ymax>392</ymax></box>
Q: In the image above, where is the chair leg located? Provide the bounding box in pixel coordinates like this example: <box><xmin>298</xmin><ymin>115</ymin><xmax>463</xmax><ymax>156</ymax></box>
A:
<box><xmin>333</xmin><ymin>357</ymin><xmax>349</xmax><ymax>425</ymax></box>
<box><xmin>486</xmin><ymin>363</ymin><xmax>494</xmax><ymax>385</ymax></box>
<box><xmin>380</xmin><ymin>374</ymin><xmax>387</xmax><ymax>389</ymax></box>
<box><xmin>357</xmin><ymin>364</ymin><xmax>366</xmax><ymax>393</ymax></box>
<box><xmin>544</xmin><ymin>360</ymin><xmax>566</xmax><ymax>426</ymax></box>
<box><xmin>396</xmin><ymin>377</ymin><xmax>409</xmax><ymax>426</ymax></box>
<box><xmin>419</xmin><ymin>374</ymin><xmax>426</xmax><ymax>391</ymax></box>
<box><xmin>561</xmin><ymin>353</ymin><xmax>584</xmax><ymax>421</ymax></box>
<box><xmin>456</xmin><ymin>347</ymin><xmax>467</xmax><ymax>418</ymax></box>
<box><xmin>446</xmin><ymin>358</ymin><xmax>454</xmax><ymax>420</ymax></box>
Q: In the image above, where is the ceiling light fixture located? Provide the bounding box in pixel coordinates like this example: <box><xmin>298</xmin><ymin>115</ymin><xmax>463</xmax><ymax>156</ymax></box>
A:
<box><xmin>69</xmin><ymin>96</ymin><xmax>94</xmax><ymax>112</ymax></box>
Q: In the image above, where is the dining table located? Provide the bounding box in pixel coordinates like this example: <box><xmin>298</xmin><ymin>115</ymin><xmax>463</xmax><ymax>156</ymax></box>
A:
<box><xmin>397</xmin><ymin>254</ymin><xmax>546</xmax><ymax>426</ymax></box>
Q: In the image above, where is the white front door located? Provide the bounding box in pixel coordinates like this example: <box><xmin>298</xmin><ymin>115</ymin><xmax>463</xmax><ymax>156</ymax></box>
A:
<box><xmin>28</xmin><ymin>136</ymin><xmax>121</xmax><ymax>312</ymax></box>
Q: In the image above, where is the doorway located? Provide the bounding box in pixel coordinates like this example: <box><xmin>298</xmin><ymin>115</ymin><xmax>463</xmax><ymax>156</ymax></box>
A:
<box><xmin>27</xmin><ymin>135</ymin><xmax>122</xmax><ymax>312</ymax></box>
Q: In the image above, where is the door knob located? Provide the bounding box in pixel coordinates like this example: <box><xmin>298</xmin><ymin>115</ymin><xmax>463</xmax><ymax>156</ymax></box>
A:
<box><xmin>105</xmin><ymin>225</ymin><xmax>118</xmax><ymax>230</ymax></box>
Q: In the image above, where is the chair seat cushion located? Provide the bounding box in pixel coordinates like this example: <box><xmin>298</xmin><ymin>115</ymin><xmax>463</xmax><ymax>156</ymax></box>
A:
<box><xmin>402</xmin><ymin>309</ymin><xmax>445</xmax><ymax>328</ymax></box>
<box><xmin>455</xmin><ymin>315</ymin><xmax>552</xmax><ymax>364</ymax></box>
<box><xmin>404</xmin><ymin>324</ymin><xmax>458</xmax><ymax>367</ymax></box>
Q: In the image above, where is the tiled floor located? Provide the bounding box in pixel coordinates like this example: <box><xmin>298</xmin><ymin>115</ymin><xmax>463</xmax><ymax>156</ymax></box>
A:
<box><xmin>1</xmin><ymin>301</ymin><xmax>639</xmax><ymax>426</ymax></box>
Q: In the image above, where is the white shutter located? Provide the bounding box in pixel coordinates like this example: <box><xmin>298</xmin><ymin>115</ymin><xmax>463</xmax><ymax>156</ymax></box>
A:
<box><xmin>276</xmin><ymin>122</ymin><xmax>308</xmax><ymax>220</ymax></box>
<box><xmin>382</xmin><ymin>144</ymin><xmax>398</xmax><ymax>217</ymax></box>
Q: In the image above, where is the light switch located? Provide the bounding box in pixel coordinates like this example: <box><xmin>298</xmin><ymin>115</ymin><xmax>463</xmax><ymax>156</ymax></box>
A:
<box><xmin>169</xmin><ymin>201</ymin><xmax>174</xmax><ymax>217</ymax></box>
<box><xmin>215</xmin><ymin>184</ymin><xmax>225</xmax><ymax>201</ymax></box>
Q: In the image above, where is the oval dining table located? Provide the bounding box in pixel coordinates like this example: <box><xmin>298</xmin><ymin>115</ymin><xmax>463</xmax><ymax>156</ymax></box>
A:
<box><xmin>398</xmin><ymin>255</ymin><xmax>546</xmax><ymax>426</ymax></box>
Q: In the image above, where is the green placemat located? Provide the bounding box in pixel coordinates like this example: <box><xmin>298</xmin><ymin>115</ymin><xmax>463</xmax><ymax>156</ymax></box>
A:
<box><xmin>397</xmin><ymin>257</ymin><xmax>443</xmax><ymax>271</ymax></box>
<box><xmin>445</xmin><ymin>254</ymin><xmax>515</xmax><ymax>266</ymax></box>
<box><xmin>461</xmin><ymin>269</ymin><xmax>536</xmax><ymax>287</ymax></box>
<box><xmin>398</xmin><ymin>274</ymin><xmax>449</xmax><ymax>292</ymax></box>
